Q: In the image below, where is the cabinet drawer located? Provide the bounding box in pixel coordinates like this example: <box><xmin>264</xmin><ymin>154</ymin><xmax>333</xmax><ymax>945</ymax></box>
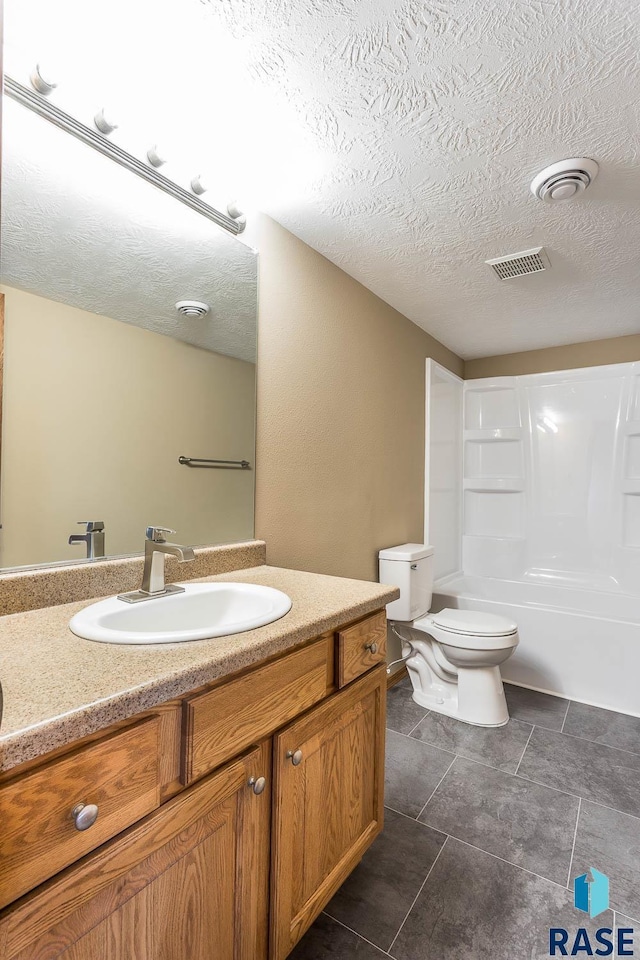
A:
<box><xmin>337</xmin><ymin>609</ymin><xmax>387</xmax><ymax>687</ymax></box>
<box><xmin>0</xmin><ymin>716</ymin><xmax>160</xmax><ymax>909</ymax></box>
<box><xmin>182</xmin><ymin>636</ymin><xmax>333</xmax><ymax>785</ymax></box>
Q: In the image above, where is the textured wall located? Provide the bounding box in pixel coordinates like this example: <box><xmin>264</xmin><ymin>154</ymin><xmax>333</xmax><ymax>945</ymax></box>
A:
<box><xmin>254</xmin><ymin>215</ymin><xmax>462</xmax><ymax>583</ymax></box>
<box><xmin>465</xmin><ymin>334</ymin><xmax>640</xmax><ymax>379</ymax></box>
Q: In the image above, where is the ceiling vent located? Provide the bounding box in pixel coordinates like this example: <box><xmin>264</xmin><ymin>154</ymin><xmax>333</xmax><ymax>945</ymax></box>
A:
<box><xmin>530</xmin><ymin>158</ymin><xmax>599</xmax><ymax>203</ymax></box>
<box><xmin>175</xmin><ymin>300</ymin><xmax>210</xmax><ymax>319</ymax></box>
<box><xmin>485</xmin><ymin>247</ymin><xmax>551</xmax><ymax>281</ymax></box>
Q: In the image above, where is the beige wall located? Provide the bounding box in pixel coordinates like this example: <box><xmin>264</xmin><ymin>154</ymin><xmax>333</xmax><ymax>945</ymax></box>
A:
<box><xmin>254</xmin><ymin>214</ymin><xmax>463</xmax><ymax>585</ymax></box>
<box><xmin>465</xmin><ymin>333</ymin><xmax>640</xmax><ymax>379</ymax></box>
<box><xmin>1</xmin><ymin>286</ymin><xmax>255</xmax><ymax>567</ymax></box>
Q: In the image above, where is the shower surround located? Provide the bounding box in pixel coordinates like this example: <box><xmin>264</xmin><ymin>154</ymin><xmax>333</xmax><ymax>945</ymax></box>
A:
<box><xmin>426</xmin><ymin>360</ymin><xmax>640</xmax><ymax>715</ymax></box>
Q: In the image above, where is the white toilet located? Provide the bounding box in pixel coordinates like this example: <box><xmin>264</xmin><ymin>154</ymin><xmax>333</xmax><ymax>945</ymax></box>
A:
<box><xmin>379</xmin><ymin>544</ymin><xmax>519</xmax><ymax>727</ymax></box>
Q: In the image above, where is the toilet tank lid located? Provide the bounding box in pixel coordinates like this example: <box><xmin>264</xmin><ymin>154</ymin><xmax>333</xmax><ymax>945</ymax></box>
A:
<box><xmin>379</xmin><ymin>543</ymin><xmax>435</xmax><ymax>562</ymax></box>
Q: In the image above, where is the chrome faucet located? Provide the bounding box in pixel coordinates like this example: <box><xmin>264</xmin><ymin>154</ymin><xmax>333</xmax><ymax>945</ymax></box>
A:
<box><xmin>118</xmin><ymin>526</ymin><xmax>195</xmax><ymax>603</ymax></box>
<box><xmin>69</xmin><ymin>521</ymin><xmax>105</xmax><ymax>559</ymax></box>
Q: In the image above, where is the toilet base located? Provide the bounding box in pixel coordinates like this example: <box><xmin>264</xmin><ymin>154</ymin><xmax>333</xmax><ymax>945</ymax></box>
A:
<box><xmin>408</xmin><ymin>663</ymin><xmax>510</xmax><ymax>728</ymax></box>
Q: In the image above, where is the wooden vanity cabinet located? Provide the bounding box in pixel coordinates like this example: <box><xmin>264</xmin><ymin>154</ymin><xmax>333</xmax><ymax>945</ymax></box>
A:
<box><xmin>270</xmin><ymin>667</ymin><xmax>386</xmax><ymax>960</ymax></box>
<box><xmin>0</xmin><ymin>609</ymin><xmax>387</xmax><ymax>960</ymax></box>
<box><xmin>0</xmin><ymin>741</ymin><xmax>272</xmax><ymax>960</ymax></box>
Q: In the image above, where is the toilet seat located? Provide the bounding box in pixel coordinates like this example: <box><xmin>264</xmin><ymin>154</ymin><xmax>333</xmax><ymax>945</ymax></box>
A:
<box><xmin>430</xmin><ymin>608</ymin><xmax>517</xmax><ymax>637</ymax></box>
<box><xmin>412</xmin><ymin>608</ymin><xmax>518</xmax><ymax>651</ymax></box>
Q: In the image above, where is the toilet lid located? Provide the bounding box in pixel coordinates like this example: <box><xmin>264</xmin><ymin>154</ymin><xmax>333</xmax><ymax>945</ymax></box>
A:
<box><xmin>430</xmin><ymin>608</ymin><xmax>518</xmax><ymax>637</ymax></box>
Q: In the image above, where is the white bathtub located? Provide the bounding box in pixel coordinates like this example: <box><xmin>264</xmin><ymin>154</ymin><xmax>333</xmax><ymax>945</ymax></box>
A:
<box><xmin>432</xmin><ymin>575</ymin><xmax>640</xmax><ymax>717</ymax></box>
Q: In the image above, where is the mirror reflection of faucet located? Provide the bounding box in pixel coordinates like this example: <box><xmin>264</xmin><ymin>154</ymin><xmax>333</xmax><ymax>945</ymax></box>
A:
<box><xmin>68</xmin><ymin>521</ymin><xmax>105</xmax><ymax>560</ymax></box>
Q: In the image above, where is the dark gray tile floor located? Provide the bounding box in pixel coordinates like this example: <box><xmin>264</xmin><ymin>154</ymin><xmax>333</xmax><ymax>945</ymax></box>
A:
<box><xmin>563</xmin><ymin>701</ymin><xmax>640</xmax><ymax>756</ymax></box>
<box><xmin>293</xmin><ymin>679</ymin><xmax>640</xmax><ymax>960</ymax></box>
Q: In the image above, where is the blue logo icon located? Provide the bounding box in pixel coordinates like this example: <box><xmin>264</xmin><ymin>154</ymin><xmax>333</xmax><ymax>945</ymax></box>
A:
<box><xmin>574</xmin><ymin>868</ymin><xmax>610</xmax><ymax>919</ymax></box>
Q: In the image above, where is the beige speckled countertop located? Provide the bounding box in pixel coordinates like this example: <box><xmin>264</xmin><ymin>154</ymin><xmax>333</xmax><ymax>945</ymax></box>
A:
<box><xmin>0</xmin><ymin>565</ymin><xmax>398</xmax><ymax>772</ymax></box>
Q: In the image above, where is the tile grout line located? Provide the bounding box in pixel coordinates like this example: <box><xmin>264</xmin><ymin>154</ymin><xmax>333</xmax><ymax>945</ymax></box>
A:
<box><xmin>392</xmin><ymin>716</ymin><xmax>640</xmax><ymax>762</ymax></box>
<box><xmin>515</xmin><ymin>769</ymin><xmax>640</xmax><ymax>823</ymax></box>
<box><xmin>388</xmin><ymin>836</ymin><xmax>450</xmax><ymax>954</ymax></box>
<box><xmin>387</xmin><ymin>725</ymin><xmax>456</xmax><ymax>759</ymax></box>
<box><xmin>565</xmin><ymin>796</ymin><xmax>581</xmax><ymax>889</ymax></box>
<box><xmin>387</xmin><ymin>723</ymin><xmax>640</xmax><ymax>822</ymax></box>
<box><xmin>560</xmin><ymin>698</ymin><xmax>571</xmax><ymax>733</ymax></box>
<box><xmin>383</xmin><ymin>802</ymin><xmax>420</xmax><ymax>821</ymax></box>
<box><xmin>451</xmin><ymin>835</ymin><xmax>574</xmax><ymax>893</ymax></box>
<box><xmin>615</xmin><ymin>910</ymin><xmax>640</xmax><ymax>928</ymax></box>
<box><xmin>552</xmin><ymin>726</ymin><xmax>640</xmax><ymax>760</ymax></box>
<box><xmin>514</xmin><ymin>723</ymin><xmax>535</xmax><ymax>776</ymax></box>
<box><xmin>383</xmin><ymin>802</ymin><xmax>451</xmax><ymax>844</ymax></box>
<box><xmin>388</xmin><ymin>723</ymin><xmax>583</xmax><ymax>800</ymax></box>
<box><xmin>321</xmin><ymin>912</ymin><xmax>393</xmax><ymax>957</ymax></box>
<box><xmin>405</xmin><ymin>710</ymin><xmax>431</xmax><ymax>737</ymax></box>
<box><xmin>415</xmin><ymin>755</ymin><xmax>457</xmax><ymax>821</ymax></box>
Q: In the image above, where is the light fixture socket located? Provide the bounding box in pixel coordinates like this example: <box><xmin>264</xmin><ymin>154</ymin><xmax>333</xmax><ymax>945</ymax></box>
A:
<box><xmin>147</xmin><ymin>145</ymin><xmax>167</xmax><ymax>168</ymax></box>
<box><xmin>30</xmin><ymin>64</ymin><xmax>57</xmax><ymax>96</ymax></box>
<box><xmin>227</xmin><ymin>200</ymin><xmax>244</xmax><ymax>219</ymax></box>
<box><xmin>94</xmin><ymin>108</ymin><xmax>118</xmax><ymax>136</ymax></box>
<box><xmin>190</xmin><ymin>175</ymin><xmax>207</xmax><ymax>196</ymax></box>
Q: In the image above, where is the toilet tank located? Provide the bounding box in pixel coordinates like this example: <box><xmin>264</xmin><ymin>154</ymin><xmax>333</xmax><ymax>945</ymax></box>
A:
<box><xmin>378</xmin><ymin>544</ymin><xmax>435</xmax><ymax>622</ymax></box>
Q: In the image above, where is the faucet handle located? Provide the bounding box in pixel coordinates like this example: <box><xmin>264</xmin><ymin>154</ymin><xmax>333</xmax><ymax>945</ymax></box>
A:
<box><xmin>78</xmin><ymin>521</ymin><xmax>105</xmax><ymax>532</ymax></box>
<box><xmin>146</xmin><ymin>526</ymin><xmax>175</xmax><ymax>543</ymax></box>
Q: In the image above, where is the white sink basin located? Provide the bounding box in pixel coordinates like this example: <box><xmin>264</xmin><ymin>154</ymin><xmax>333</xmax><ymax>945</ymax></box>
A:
<box><xmin>69</xmin><ymin>582</ymin><xmax>293</xmax><ymax>644</ymax></box>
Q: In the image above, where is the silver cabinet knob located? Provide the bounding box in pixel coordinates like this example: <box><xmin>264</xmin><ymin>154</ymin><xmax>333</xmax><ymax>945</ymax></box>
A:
<box><xmin>365</xmin><ymin>642</ymin><xmax>378</xmax><ymax>654</ymax></box>
<box><xmin>248</xmin><ymin>776</ymin><xmax>267</xmax><ymax>795</ymax></box>
<box><xmin>71</xmin><ymin>802</ymin><xmax>99</xmax><ymax>831</ymax></box>
<box><xmin>286</xmin><ymin>749</ymin><xmax>303</xmax><ymax>766</ymax></box>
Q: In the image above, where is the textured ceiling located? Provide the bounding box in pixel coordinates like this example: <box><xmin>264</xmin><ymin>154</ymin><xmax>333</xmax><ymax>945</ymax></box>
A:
<box><xmin>1</xmin><ymin>98</ymin><xmax>257</xmax><ymax>362</ymax></box>
<box><xmin>203</xmin><ymin>0</ymin><xmax>640</xmax><ymax>360</ymax></box>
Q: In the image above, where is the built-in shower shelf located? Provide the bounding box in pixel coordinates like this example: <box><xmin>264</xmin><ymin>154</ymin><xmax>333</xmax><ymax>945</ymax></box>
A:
<box><xmin>623</xmin><ymin>421</ymin><xmax>640</xmax><ymax>437</ymax></box>
<box><xmin>464</xmin><ymin>381</ymin><xmax>521</xmax><ymax>431</ymax></box>
<box><xmin>464</xmin><ymin>428</ymin><xmax>521</xmax><ymax>442</ymax></box>
<box><xmin>621</xmin><ymin>481</ymin><xmax>640</xmax><ymax>495</ymax></box>
<box><xmin>463</xmin><ymin>478</ymin><xmax>525</xmax><ymax>492</ymax></box>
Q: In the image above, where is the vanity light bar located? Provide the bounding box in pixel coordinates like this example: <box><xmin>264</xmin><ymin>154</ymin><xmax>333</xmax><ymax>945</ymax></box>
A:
<box><xmin>4</xmin><ymin>75</ymin><xmax>246</xmax><ymax>236</ymax></box>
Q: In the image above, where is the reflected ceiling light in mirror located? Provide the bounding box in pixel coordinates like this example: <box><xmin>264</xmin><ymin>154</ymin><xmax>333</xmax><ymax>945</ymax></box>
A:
<box><xmin>175</xmin><ymin>300</ymin><xmax>210</xmax><ymax>319</ymax></box>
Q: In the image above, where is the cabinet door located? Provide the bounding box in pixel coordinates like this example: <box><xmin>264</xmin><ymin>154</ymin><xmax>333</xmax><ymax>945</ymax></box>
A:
<box><xmin>0</xmin><ymin>741</ymin><xmax>271</xmax><ymax>960</ymax></box>
<box><xmin>270</xmin><ymin>666</ymin><xmax>386</xmax><ymax>960</ymax></box>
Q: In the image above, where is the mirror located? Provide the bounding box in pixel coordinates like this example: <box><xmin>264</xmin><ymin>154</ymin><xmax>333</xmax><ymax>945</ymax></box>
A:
<box><xmin>0</xmin><ymin>92</ymin><xmax>257</xmax><ymax>569</ymax></box>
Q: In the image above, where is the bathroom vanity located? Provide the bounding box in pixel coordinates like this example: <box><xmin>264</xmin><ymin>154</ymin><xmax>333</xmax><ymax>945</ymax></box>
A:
<box><xmin>0</xmin><ymin>560</ymin><xmax>396</xmax><ymax>960</ymax></box>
